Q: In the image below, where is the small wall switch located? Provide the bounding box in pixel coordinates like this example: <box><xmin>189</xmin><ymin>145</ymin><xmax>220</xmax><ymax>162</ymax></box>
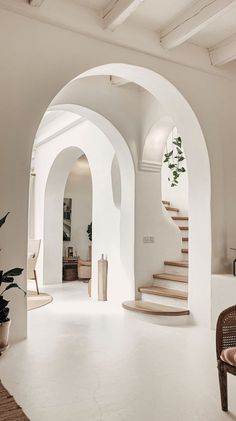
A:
<box><xmin>143</xmin><ymin>236</ymin><xmax>155</xmax><ymax>243</ymax></box>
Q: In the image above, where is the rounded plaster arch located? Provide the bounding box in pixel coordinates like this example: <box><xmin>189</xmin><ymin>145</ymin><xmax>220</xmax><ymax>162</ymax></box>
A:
<box><xmin>142</xmin><ymin>116</ymin><xmax>174</xmax><ymax>165</ymax></box>
<box><xmin>49</xmin><ymin>104</ymin><xmax>135</xmax><ymax>300</ymax></box>
<box><xmin>35</xmin><ymin>105</ymin><xmax>135</xmax><ymax>303</ymax></box>
<box><xmin>54</xmin><ymin>63</ymin><xmax>211</xmax><ymax>327</ymax></box>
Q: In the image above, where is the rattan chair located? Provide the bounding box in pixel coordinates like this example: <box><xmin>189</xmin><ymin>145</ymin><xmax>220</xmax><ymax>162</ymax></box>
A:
<box><xmin>216</xmin><ymin>305</ymin><xmax>236</xmax><ymax>411</ymax></box>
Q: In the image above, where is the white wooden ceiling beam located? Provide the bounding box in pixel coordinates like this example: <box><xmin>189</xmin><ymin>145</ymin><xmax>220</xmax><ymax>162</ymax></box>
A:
<box><xmin>109</xmin><ymin>75</ymin><xmax>130</xmax><ymax>86</ymax></box>
<box><xmin>160</xmin><ymin>0</ymin><xmax>236</xmax><ymax>49</ymax></box>
<box><xmin>28</xmin><ymin>0</ymin><xmax>45</xmax><ymax>7</ymax></box>
<box><xmin>209</xmin><ymin>33</ymin><xmax>236</xmax><ymax>66</ymax></box>
<box><xmin>102</xmin><ymin>0</ymin><xmax>145</xmax><ymax>31</ymax></box>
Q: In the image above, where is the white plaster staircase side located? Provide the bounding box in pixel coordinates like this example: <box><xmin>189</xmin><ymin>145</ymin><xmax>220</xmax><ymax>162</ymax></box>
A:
<box><xmin>122</xmin><ymin>200</ymin><xmax>189</xmax><ymax>318</ymax></box>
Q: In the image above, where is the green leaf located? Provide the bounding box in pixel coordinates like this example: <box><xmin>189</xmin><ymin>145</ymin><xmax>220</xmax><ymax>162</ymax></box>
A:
<box><xmin>2</xmin><ymin>283</ymin><xmax>26</xmax><ymax>296</ymax></box>
<box><xmin>168</xmin><ymin>164</ymin><xmax>175</xmax><ymax>169</ymax></box>
<box><xmin>177</xmin><ymin>156</ymin><xmax>185</xmax><ymax>162</ymax></box>
<box><xmin>0</xmin><ymin>212</ymin><xmax>10</xmax><ymax>228</ymax></box>
<box><xmin>180</xmin><ymin>167</ymin><xmax>186</xmax><ymax>172</ymax></box>
<box><xmin>0</xmin><ymin>297</ymin><xmax>9</xmax><ymax>312</ymax></box>
<box><xmin>1</xmin><ymin>277</ymin><xmax>14</xmax><ymax>284</ymax></box>
<box><xmin>171</xmin><ymin>183</ymin><xmax>177</xmax><ymax>187</ymax></box>
<box><xmin>163</xmin><ymin>158</ymin><xmax>168</xmax><ymax>163</ymax></box>
<box><xmin>3</xmin><ymin>268</ymin><xmax>23</xmax><ymax>277</ymax></box>
<box><xmin>177</xmin><ymin>148</ymin><xmax>183</xmax><ymax>155</ymax></box>
<box><xmin>175</xmin><ymin>136</ymin><xmax>182</xmax><ymax>145</ymax></box>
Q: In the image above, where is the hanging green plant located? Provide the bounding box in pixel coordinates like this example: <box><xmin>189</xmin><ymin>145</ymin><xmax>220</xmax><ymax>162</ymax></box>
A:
<box><xmin>163</xmin><ymin>136</ymin><xmax>186</xmax><ymax>187</ymax></box>
<box><xmin>87</xmin><ymin>222</ymin><xmax>92</xmax><ymax>242</ymax></box>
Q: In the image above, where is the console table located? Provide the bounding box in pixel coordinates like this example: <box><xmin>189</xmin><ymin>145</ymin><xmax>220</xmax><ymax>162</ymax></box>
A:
<box><xmin>63</xmin><ymin>257</ymin><xmax>78</xmax><ymax>281</ymax></box>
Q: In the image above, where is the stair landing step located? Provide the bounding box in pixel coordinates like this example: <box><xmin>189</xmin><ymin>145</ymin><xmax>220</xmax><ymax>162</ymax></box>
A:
<box><xmin>182</xmin><ymin>237</ymin><xmax>188</xmax><ymax>242</ymax></box>
<box><xmin>179</xmin><ymin>226</ymin><xmax>188</xmax><ymax>231</ymax></box>
<box><xmin>139</xmin><ymin>286</ymin><xmax>188</xmax><ymax>300</ymax></box>
<box><xmin>181</xmin><ymin>249</ymin><xmax>188</xmax><ymax>254</ymax></box>
<box><xmin>153</xmin><ymin>273</ymin><xmax>188</xmax><ymax>283</ymax></box>
<box><xmin>164</xmin><ymin>260</ymin><xmax>188</xmax><ymax>268</ymax></box>
<box><xmin>162</xmin><ymin>200</ymin><xmax>170</xmax><ymax>206</ymax></box>
<box><xmin>172</xmin><ymin>216</ymin><xmax>188</xmax><ymax>221</ymax></box>
<box><xmin>122</xmin><ymin>300</ymin><xmax>189</xmax><ymax>316</ymax></box>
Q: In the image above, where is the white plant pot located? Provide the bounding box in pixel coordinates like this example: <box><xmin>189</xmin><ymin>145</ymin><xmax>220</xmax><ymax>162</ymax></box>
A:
<box><xmin>0</xmin><ymin>320</ymin><xmax>11</xmax><ymax>353</ymax></box>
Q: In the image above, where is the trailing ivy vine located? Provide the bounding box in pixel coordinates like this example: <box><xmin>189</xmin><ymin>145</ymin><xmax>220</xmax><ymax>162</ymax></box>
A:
<box><xmin>163</xmin><ymin>136</ymin><xmax>186</xmax><ymax>187</ymax></box>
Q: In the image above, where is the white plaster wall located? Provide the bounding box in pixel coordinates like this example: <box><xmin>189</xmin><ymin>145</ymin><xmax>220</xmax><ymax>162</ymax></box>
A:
<box><xmin>161</xmin><ymin>130</ymin><xmax>188</xmax><ymax>215</ymax></box>
<box><xmin>0</xmin><ymin>9</ymin><xmax>235</xmax><ymax>338</ymax></box>
<box><xmin>135</xmin><ymin>169</ymin><xmax>182</xmax><ymax>293</ymax></box>
<box><xmin>63</xmin><ymin>157</ymin><xmax>92</xmax><ymax>260</ymax></box>
<box><xmin>211</xmin><ymin>274</ymin><xmax>236</xmax><ymax>329</ymax></box>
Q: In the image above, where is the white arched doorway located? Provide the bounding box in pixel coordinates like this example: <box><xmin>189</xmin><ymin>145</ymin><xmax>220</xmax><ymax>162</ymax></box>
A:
<box><xmin>65</xmin><ymin>63</ymin><xmax>211</xmax><ymax>327</ymax></box>
<box><xmin>33</xmin><ymin>108</ymin><xmax>135</xmax><ymax>303</ymax></box>
<box><xmin>31</xmin><ymin>63</ymin><xmax>210</xmax><ymax>327</ymax></box>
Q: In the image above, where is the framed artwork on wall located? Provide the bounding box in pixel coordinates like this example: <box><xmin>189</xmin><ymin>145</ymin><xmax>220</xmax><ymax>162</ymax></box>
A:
<box><xmin>63</xmin><ymin>198</ymin><xmax>72</xmax><ymax>241</ymax></box>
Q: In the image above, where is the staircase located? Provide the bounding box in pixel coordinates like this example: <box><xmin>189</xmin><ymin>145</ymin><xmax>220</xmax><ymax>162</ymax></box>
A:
<box><xmin>122</xmin><ymin>200</ymin><xmax>190</xmax><ymax>317</ymax></box>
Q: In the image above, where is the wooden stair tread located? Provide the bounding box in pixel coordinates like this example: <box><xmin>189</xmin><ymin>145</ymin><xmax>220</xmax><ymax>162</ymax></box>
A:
<box><xmin>179</xmin><ymin>226</ymin><xmax>188</xmax><ymax>230</ymax></box>
<box><xmin>139</xmin><ymin>286</ymin><xmax>188</xmax><ymax>300</ymax></box>
<box><xmin>172</xmin><ymin>216</ymin><xmax>188</xmax><ymax>221</ymax></box>
<box><xmin>162</xmin><ymin>200</ymin><xmax>170</xmax><ymax>206</ymax></box>
<box><xmin>181</xmin><ymin>249</ymin><xmax>188</xmax><ymax>254</ymax></box>
<box><xmin>153</xmin><ymin>272</ymin><xmax>188</xmax><ymax>283</ymax></box>
<box><xmin>182</xmin><ymin>237</ymin><xmax>188</xmax><ymax>241</ymax></box>
<box><xmin>165</xmin><ymin>206</ymin><xmax>179</xmax><ymax>212</ymax></box>
<box><xmin>122</xmin><ymin>300</ymin><xmax>190</xmax><ymax>316</ymax></box>
<box><xmin>164</xmin><ymin>260</ymin><xmax>188</xmax><ymax>268</ymax></box>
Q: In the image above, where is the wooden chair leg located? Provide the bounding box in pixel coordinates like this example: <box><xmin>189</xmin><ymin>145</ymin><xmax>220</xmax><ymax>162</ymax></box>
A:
<box><xmin>218</xmin><ymin>361</ymin><xmax>228</xmax><ymax>412</ymax></box>
<box><xmin>34</xmin><ymin>270</ymin><xmax>40</xmax><ymax>295</ymax></box>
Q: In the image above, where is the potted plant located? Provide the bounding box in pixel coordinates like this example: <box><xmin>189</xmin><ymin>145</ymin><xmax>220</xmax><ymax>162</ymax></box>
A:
<box><xmin>87</xmin><ymin>222</ymin><xmax>92</xmax><ymax>242</ymax></box>
<box><xmin>0</xmin><ymin>213</ymin><xmax>25</xmax><ymax>354</ymax></box>
<box><xmin>87</xmin><ymin>222</ymin><xmax>92</xmax><ymax>260</ymax></box>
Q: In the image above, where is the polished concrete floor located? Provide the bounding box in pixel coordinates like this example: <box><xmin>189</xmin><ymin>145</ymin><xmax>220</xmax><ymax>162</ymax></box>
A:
<box><xmin>0</xmin><ymin>282</ymin><xmax>236</xmax><ymax>421</ymax></box>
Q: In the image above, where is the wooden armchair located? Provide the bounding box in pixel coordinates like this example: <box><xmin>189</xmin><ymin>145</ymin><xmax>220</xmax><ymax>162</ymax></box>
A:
<box><xmin>216</xmin><ymin>305</ymin><xmax>236</xmax><ymax>411</ymax></box>
<box><xmin>27</xmin><ymin>239</ymin><xmax>41</xmax><ymax>295</ymax></box>
<box><xmin>78</xmin><ymin>257</ymin><xmax>91</xmax><ymax>281</ymax></box>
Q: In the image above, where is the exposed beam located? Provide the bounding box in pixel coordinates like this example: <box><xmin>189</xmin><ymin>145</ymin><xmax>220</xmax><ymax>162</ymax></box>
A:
<box><xmin>35</xmin><ymin>117</ymin><xmax>86</xmax><ymax>148</ymax></box>
<box><xmin>109</xmin><ymin>75</ymin><xmax>130</xmax><ymax>86</ymax></box>
<box><xmin>209</xmin><ymin>33</ymin><xmax>236</xmax><ymax>66</ymax></box>
<box><xmin>102</xmin><ymin>0</ymin><xmax>145</xmax><ymax>31</ymax></box>
<box><xmin>28</xmin><ymin>0</ymin><xmax>45</xmax><ymax>7</ymax></box>
<box><xmin>160</xmin><ymin>0</ymin><xmax>236</xmax><ymax>49</ymax></box>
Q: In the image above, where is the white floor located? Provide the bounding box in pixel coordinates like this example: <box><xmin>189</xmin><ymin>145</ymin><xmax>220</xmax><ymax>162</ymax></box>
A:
<box><xmin>0</xmin><ymin>282</ymin><xmax>236</xmax><ymax>421</ymax></box>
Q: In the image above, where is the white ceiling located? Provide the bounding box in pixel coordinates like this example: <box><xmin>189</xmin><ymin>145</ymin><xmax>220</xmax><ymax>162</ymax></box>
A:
<box><xmin>126</xmin><ymin>0</ymin><xmax>197</xmax><ymax>31</ymax></box>
<box><xmin>1</xmin><ymin>0</ymin><xmax>236</xmax><ymax>68</ymax></box>
<box><xmin>191</xmin><ymin>4</ymin><xmax>236</xmax><ymax>47</ymax></box>
<box><xmin>69</xmin><ymin>0</ymin><xmax>236</xmax><ymax>58</ymax></box>
<box><xmin>72</xmin><ymin>0</ymin><xmax>108</xmax><ymax>11</ymax></box>
<box><xmin>35</xmin><ymin>110</ymin><xmax>82</xmax><ymax>146</ymax></box>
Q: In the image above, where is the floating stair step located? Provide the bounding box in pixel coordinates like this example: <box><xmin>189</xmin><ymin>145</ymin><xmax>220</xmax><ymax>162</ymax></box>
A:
<box><xmin>172</xmin><ymin>216</ymin><xmax>188</xmax><ymax>221</ymax></box>
<box><xmin>181</xmin><ymin>249</ymin><xmax>188</xmax><ymax>254</ymax></box>
<box><xmin>165</xmin><ymin>206</ymin><xmax>179</xmax><ymax>212</ymax></box>
<box><xmin>122</xmin><ymin>300</ymin><xmax>190</xmax><ymax>316</ymax></box>
<box><xmin>139</xmin><ymin>286</ymin><xmax>188</xmax><ymax>300</ymax></box>
<box><xmin>162</xmin><ymin>200</ymin><xmax>170</xmax><ymax>206</ymax></box>
<box><xmin>179</xmin><ymin>226</ymin><xmax>188</xmax><ymax>231</ymax></box>
<box><xmin>153</xmin><ymin>273</ymin><xmax>188</xmax><ymax>283</ymax></box>
<box><xmin>182</xmin><ymin>237</ymin><xmax>188</xmax><ymax>242</ymax></box>
<box><xmin>164</xmin><ymin>260</ymin><xmax>188</xmax><ymax>268</ymax></box>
